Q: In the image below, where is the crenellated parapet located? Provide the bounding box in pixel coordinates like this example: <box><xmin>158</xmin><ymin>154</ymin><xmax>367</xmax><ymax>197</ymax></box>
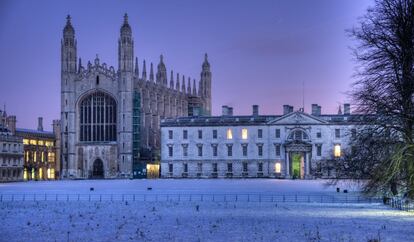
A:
<box><xmin>77</xmin><ymin>55</ymin><xmax>117</xmax><ymax>80</ymax></box>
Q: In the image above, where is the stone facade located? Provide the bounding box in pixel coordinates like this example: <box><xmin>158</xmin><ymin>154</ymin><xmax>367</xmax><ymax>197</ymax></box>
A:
<box><xmin>161</xmin><ymin>105</ymin><xmax>356</xmax><ymax>179</ymax></box>
<box><xmin>15</xmin><ymin>117</ymin><xmax>61</xmax><ymax>180</ymax></box>
<box><xmin>0</xmin><ymin>109</ymin><xmax>24</xmax><ymax>182</ymax></box>
<box><xmin>60</xmin><ymin>15</ymin><xmax>211</xmax><ymax>179</ymax></box>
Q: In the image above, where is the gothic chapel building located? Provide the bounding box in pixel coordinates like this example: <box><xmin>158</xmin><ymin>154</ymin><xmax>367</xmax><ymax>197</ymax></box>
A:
<box><xmin>61</xmin><ymin>15</ymin><xmax>211</xmax><ymax>179</ymax></box>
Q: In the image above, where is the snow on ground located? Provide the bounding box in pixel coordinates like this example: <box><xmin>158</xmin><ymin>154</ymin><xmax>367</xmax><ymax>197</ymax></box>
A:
<box><xmin>1</xmin><ymin>179</ymin><xmax>412</xmax><ymax>242</ymax></box>
<box><xmin>0</xmin><ymin>179</ymin><xmax>363</xmax><ymax>194</ymax></box>
<box><xmin>1</xmin><ymin>201</ymin><xmax>413</xmax><ymax>242</ymax></box>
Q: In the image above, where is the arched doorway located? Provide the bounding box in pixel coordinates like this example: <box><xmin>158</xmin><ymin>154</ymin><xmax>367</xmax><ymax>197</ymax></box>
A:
<box><xmin>92</xmin><ymin>159</ymin><xmax>104</xmax><ymax>178</ymax></box>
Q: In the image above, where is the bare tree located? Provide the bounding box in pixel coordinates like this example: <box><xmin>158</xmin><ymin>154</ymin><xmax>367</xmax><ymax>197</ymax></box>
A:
<box><xmin>344</xmin><ymin>0</ymin><xmax>414</xmax><ymax>197</ymax></box>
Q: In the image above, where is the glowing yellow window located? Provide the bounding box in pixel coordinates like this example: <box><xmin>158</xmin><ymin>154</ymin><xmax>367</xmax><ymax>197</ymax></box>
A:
<box><xmin>48</xmin><ymin>152</ymin><xmax>55</xmax><ymax>162</ymax></box>
<box><xmin>30</xmin><ymin>140</ymin><xmax>37</xmax><ymax>145</ymax></box>
<box><xmin>334</xmin><ymin>144</ymin><xmax>341</xmax><ymax>158</ymax></box>
<box><xmin>227</xmin><ymin>129</ymin><xmax>233</xmax><ymax>139</ymax></box>
<box><xmin>41</xmin><ymin>152</ymin><xmax>45</xmax><ymax>162</ymax></box>
<box><xmin>46</xmin><ymin>141</ymin><xmax>53</xmax><ymax>147</ymax></box>
<box><xmin>47</xmin><ymin>168</ymin><xmax>55</xmax><ymax>179</ymax></box>
<box><xmin>39</xmin><ymin>168</ymin><xmax>43</xmax><ymax>179</ymax></box>
<box><xmin>33</xmin><ymin>151</ymin><xmax>37</xmax><ymax>162</ymax></box>
<box><xmin>23</xmin><ymin>139</ymin><xmax>29</xmax><ymax>145</ymax></box>
<box><xmin>242</xmin><ymin>128</ymin><xmax>248</xmax><ymax>140</ymax></box>
<box><xmin>38</xmin><ymin>140</ymin><xmax>44</xmax><ymax>146</ymax></box>
<box><xmin>23</xmin><ymin>168</ymin><xmax>28</xmax><ymax>180</ymax></box>
<box><xmin>275</xmin><ymin>163</ymin><xmax>281</xmax><ymax>173</ymax></box>
<box><xmin>25</xmin><ymin>151</ymin><xmax>29</xmax><ymax>162</ymax></box>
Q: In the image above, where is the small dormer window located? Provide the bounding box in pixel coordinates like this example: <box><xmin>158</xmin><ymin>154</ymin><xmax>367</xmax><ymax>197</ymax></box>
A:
<box><xmin>96</xmin><ymin>75</ymin><xmax>100</xmax><ymax>85</ymax></box>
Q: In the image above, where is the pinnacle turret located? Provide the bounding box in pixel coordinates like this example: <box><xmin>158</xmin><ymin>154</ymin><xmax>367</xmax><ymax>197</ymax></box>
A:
<box><xmin>120</xmin><ymin>13</ymin><xmax>132</xmax><ymax>35</ymax></box>
<box><xmin>181</xmin><ymin>75</ymin><xmax>186</xmax><ymax>93</ymax></box>
<box><xmin>78</xmin><ymin>58</ymin><xmax>82</xmax><ymax>73</ymax></box>
<box><xmin>187</xmin><ymin>77</ymin><xmax>191</xmax><ymax>94</ymax></box>
<box><xmin>135</xmin><ymin>57</ymin><xmax>139</xmax><ymax>77</ymax></box>
<box><xmin>169</xmin><ymin>70</ymin><xmax>174</xmax><ymax>89</ymax></box>
<box><xmin>63</xmin><ymin>15</ymin><xmax>75</xmax><ymax>36</ymax></box>
<box><xmin>176</xmin><ymin>73</ymin><xmax>180</xmax><ymax>91</ymax></box>
<box><xmin>156</xmin><ymin>54</ymin><xmax>167</xmax><ymax>85</ymax></box>
<box><xmin>118</xmin><ymin>14</ymin><xmax>133</xmax><ymax>72</ymax></box>
<box><xmin>149</xmin><ymin>62</ymin><xmax>154</xmax><ymax>81</ymax></box>
<box><xmin>192</xmin><ymin>79</ymin><xmax>197</xmax><ymax>96</ymax></box>
<box><xmin>62</xmin><ymin>15</ymin><xmax>77</xmax><ymax>73</ymax></box>
<box><xmin>142</xmin><ymin>60</ymin><xmax>147</xmax><ymax>80</ymax></box>
<box><xmin>202</xmin><ymin>53</ymin><xmax>210</xmax><ymax>71</ymax></box>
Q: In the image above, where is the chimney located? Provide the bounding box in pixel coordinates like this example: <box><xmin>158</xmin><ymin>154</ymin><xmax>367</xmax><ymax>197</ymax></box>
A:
<box><xmin>311</xmin><ymin>104</ymin><xmax>321</xmax><ymax>116</ymax></box>
<box><xmin>311</xmin><ymin>104</ymin><xmax>318</xmax><ymax>115</ymax></box>
<box><xmin>222</xmin><ymin>105</ymin><xmax>233</xmax><ymax>116</ymax></box>
<box><xmin>6</xmin><ymin>115</ymin><xmax>16</xmax><ymax>135</ymax></box>
<box><xmin>318</xmin><ymin>105</ymin><xmax>322</xmax><ymax>115</ymax></box>
<box><xmin>344</xmin><ymin>103</ymin><xmax>350</xmax><ymax>115</ymax></box>
<box><xmin>37</xmin><ymin>117</ymin><xmax>43</xmax><ymax>131</ymax></box>
<box><xmin>252</xmin><ymin>105</ymin><xmax>259</xmax><ymax>116</ymax></box>
<box><xmin>228</xmin><ymin>107</ymin><xmax>233</xmax><ymax>116</ymax></box>
<box><xmin>222</xmin><ymin>105</ymin><xmax>228</xmax><ymax>116</ymax></box>
<box><xmin>283</xmin><ymin>105</ymin><xmax>293</xmax><ymax>115</ymax></box>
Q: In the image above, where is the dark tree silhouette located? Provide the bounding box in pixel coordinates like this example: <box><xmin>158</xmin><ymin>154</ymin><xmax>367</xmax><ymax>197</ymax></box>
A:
<box><xmin>339</xmin><ymin>0</ymin><xmax>414</xmax><ymax>197</ymax></box>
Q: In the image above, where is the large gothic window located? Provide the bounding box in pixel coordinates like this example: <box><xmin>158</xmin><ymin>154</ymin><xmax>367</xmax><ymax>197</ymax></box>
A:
<box><xmin>79</xmin><ymin>92</ymin><xmax>117</xmax><ymax>142</ymax></box>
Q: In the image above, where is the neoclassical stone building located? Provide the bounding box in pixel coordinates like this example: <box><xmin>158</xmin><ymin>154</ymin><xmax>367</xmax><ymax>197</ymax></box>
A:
<box><xmin>61</xmin><ymin>15</ymin><xmax>211</xmax><ymax>179</ymax></box>
<box><xmin>161</xmin><ymin>104</ymin><xmax>356</xmax><ymax>179</ymax></box>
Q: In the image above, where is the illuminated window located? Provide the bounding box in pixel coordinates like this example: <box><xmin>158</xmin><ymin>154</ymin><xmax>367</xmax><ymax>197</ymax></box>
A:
<box><xmin>41</xmin><ymin>152</ymin><xmax>45</xmax><ymax>162</ymax></box>
<box><xmin>23</xmin><ymin>168</ymin><xmax>27</xmax><ymax>180</ymax></box>
<box><xmin>47</xmin><ymin>168</ymin><xmax>55</xmax><ymax>179</ymax></box>
<box><xmin>227</xmin><ymin>129</ymin><xmax>233</xmax><ymax>139</ymax></box>
<box><xmin>25</xmin><ymin>151</ymin><xmax>29</xmax><ymax>162</ymax></box>
<box><xmin>34</xmin><ymin>151</ymin><xmax>37</xmax><ymax>162</ymax></box>
<box><xmin>23</xmin><ymin>139</ymin><xmax>29</xmax><ymax>145</ymax></box>
<box><xmin>38</xmin><ymin>140</ymin><xmax>44</xmax><ymax>146</ymax></box>
<box><xmin>45</xmin><ymin>141</ymin><xmax>54</xmax><ymax>147</ymax></box>
<box><xmin>242</xmin><ymin>128</ymin><xmax>248</xmax><ymax>140</ymax></box>
<box><xmin>31</xmin><ymin>168</ymin><xmax>35</xmax><ymax>179</ymax></box>
<box><xmin>48</xmin><ymin>152</ymin><xmax>55</xmax><ymax>162</ymax></box>
<box><xmin>275</xmin><ymin>163</ymin><xmax>281</xmax><ymax>173</ymax></box>
<box><xmin>39</xmin><ymin>168</ymin><xmax>43</xmax><ymax>179</ymax></box>
<box><xmin>30</xmin><ymin>140</ymin><xmax>37</xmax><ymax>145</ymax></box>
<box><xmin>334</xmin><ymin>144</ymin><xmax>341</xmax><ymax>158</ymax></box>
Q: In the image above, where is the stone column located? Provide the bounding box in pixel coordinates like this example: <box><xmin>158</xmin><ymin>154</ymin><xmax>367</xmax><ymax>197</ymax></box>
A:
<box><xmin>285</xmin><ymin>151</ymin><xmax>290</xmax><ymax>177</ymax></box>
<box><xmin>306</xmin><ymin>152</ymin><xmax>311</xmax><ymax>176</ymax></box>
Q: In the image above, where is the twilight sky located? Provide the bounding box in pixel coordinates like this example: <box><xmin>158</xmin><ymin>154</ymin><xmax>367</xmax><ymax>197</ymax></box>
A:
<box><xmin>0</xmin><ymin>0</ymin><xmax>373</xmax><ymax>131</ymax></box>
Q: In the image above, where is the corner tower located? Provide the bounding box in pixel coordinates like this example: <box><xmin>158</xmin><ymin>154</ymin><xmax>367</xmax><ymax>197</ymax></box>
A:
<box><xmin>118</xmin><ymin>14</ymin><xmax>134</xmax><ymax>177</ymax></box>
<box><xmin>61</xmin><ymin>15</ymin><xmax>77</xmax><ymax>177</ymax></box>
<box><xmin>200</xmin><ymin>53</ymin><xmax>212</xmax><ymax>115</ymax></box>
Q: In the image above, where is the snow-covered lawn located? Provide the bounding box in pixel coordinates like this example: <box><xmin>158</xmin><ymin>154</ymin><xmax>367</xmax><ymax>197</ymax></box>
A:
<box><xmin>1</xmin><ymin>179</ymin><xmax>412</xmax><ymax>241</ymax></box>
<box><xmin>1</xmin><ymin>201</ymin><xmax>413</xmax><ymax>242</ymax></box>
<box><xmin>0</xmin><ymin>179</ymin><xmax>363</xmax><ymax>194</ymax></box>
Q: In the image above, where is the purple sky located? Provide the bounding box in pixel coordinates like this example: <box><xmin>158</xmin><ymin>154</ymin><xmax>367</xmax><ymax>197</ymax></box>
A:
<box><xmin>0</xmin><ymin>0</ymin><xmax>373</xmax><ymax>131</ymax></box>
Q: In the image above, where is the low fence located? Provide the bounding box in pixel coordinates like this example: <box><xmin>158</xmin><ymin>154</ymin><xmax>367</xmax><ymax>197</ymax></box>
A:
<box><xmin>386</xmin><ymin>197</ymin><xmax>414</xmax><ymax>212</ymax></box>
<box><xmin>0</xmin><ymin>193</ymin><xmax>382</xmax><ymax>204</ymax></box>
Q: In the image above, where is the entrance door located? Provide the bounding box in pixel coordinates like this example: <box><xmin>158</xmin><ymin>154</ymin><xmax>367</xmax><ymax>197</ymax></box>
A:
<box><xmin>291</xmin><ymin>153</ymin><xmax>304</xmax><ymax>179</ymax></box>
<box><xmin>92</xmin><ymin>159</ymin><xmax>104</xmax><ymax>178</ymax></box>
